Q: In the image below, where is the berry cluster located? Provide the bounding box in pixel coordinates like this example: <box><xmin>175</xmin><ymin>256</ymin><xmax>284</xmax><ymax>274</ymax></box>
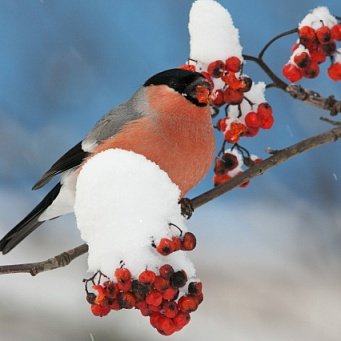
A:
<box><xmin>213</xmin><ymin>147</ymin><xmax>262</xmax><ymax>187</ymax></box>
<box><xmin>156</xmin><ymin>232</ymin><xmax>196</xmax><ymax>256</ymax></box>
<box><xmin>86</xmin><ymin>266</ymin><xmax>203</xmax><ymax>336</ymax></box>
<box><xmin>283</xmin><ymin>22</ymin><xmax>341</xmax><ymax>82</ymax></box>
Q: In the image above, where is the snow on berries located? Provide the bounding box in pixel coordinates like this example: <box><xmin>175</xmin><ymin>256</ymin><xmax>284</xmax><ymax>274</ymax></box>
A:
<box><xmin>75</xmin><ymin>149</ymin><xmax>203</xmax><ymax>335</ymax></box>
<box><xmin>184</xmin><ymin>0</ymin><xmax>273</xmax><ymax>187</ymax></box>
<box><xmin>282</xmin><ymin>7</ymin><xmax>341</xmax><ymax>82</ymax></box>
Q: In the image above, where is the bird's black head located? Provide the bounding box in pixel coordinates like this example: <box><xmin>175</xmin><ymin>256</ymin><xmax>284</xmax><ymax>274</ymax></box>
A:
<box><xmin>144</xmin><ymin>68</ymin><xmax>212</xmax><ymax>107</ymax></box>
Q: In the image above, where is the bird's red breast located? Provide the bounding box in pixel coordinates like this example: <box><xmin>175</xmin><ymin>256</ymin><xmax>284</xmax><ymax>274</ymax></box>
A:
<box><xmin>92</xmin><ymin>85</ymin><xmax>215</xmax><ymax>197</ymax></box>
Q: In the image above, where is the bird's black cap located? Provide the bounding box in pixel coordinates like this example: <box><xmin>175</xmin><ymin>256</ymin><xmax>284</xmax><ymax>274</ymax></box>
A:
<box><xmin>144</xmin><ymin>68</ymin><xmax>211</xmax><ymax>107</ymax></box>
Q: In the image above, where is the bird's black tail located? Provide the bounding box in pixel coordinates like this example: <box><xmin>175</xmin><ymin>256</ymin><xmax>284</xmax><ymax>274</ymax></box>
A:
<box><xmin>0</xmin><ymin>183</ymin><xmax>62</xmax><ymax>254</ymax></box>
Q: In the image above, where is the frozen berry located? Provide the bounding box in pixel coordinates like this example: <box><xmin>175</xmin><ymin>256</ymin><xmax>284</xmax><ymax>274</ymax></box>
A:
<box><xmin>156</xmin><ymin>238</ymin><xmax>175</xmax><ymax>256</ymax></box>
<box><xmin>159</xmin><ymin>264</ymin><xmax>174</xmax><ymax>280</ymax></box>
<box><xmin>146</xmin><ymin>290</ymin><xmax>163</xmax><ymax>307</ymax></box>
<box><xmin>181</xmin><ymin>232</ymin><xmax>197</xmax><ymax>251</ymax></box>
<box><xmin>172</xmin><ymin>236</ymin><xmax>182</xmax><ymax>251</ymax></box>
<box><xmin>214</xmin><ymin>173</ymin><xmax>231</xmax><ymax>186</ymax></box>
<box><xmin>170</xmin><ymin>270</ymin><xmax>187</xmax><ymax>288</ymax></box>
<box><xmin>114</xmin><ymin>268</ymin><xmax>131</xmax><ymax>283</ymax></box>
<box><xmin>211</xmin><ymin>89</ymin><xmax>225</xmax><ymax>107</ymax></box>
<box><xmin>294</xmin><ymin>52</ymin><xmax>311</xmax><ymax>68</ymax></box>
<box><xmin>221</xmin><ymin>152</ymin><xmax>239</xmax><ymax>171</ymax></box>
<box><xmin>178</xmin><ymin>295</ymin><xmax>199</xmax><ymax>313</ymax></box>
<box><xmin>244</xmin><ymin>112</ymin><xmax>260</xmax><ymax>128</ymax></box>
<box><xmin>331</xmin><ymin>24</ymin><xmax>341</xmax><ymax>41</ymax></box>
<box><xmin>153</xmin><ymin>276</ymin><xmax>170</xmax><ymax>292</ymax></box>
<box><xmin>282</xmin><ymin>63</ymin><xmax>302</xmax><ymax>82</ymax></box>
<box><xmin>91</xmin><ymin>304</ymin><xmax>111</xmax><ymax>317</ymax></box>
<box><xmin>328</xmin><ymin>63</ymin><xmax>341</xmax><ymax>81</ymax></box>
<box><xmin>139</xmin><ymin>270</ymin><xmax>156</xmax><ymax>285</ymax></box>
<box><xmin>302</xmin><ymin>62</ymin><xmax>320</xmax><ymax>78</ymax></box>
<box><xmin>225</xmin><ymin>56</ymin><xmax>242</xmax><ymax>72</ymax></box>
<box><xmin>321</xmin><ymin>41</ymin><xmax>336</xmax><ymax>56</ymax></box>
<box><xmin>196</xmin><ymin>85</ymin><xmax>210</xmax><ymax>104</ymax></box>
<box><xmin>298</xmin><ymin>26</ymin><xmax>316</xmax><ymax>44</ymax></box>
<box><xmin>316</xmin><ymin>26</ymin><xmax>332</xmax><ymax>44</ymax></box>
<box><xmin>162</xmin><ymin>287</ymin><xmax>179</xmax><ymax>300</ymax></box>
<box><xmin>239</xmin><ymin>76</ymin><xmax>252</xmax><ymax>93</ymax></box>
<box><xmin>117</xmin><ymin>292</ymin><xmax>136</xmax><ymax>309</ymax></box>
<box><xmin>163</xmin><ymin>301</ymin><xmax>178</xmax><ymax>318</ymax></box>
<box><xmin>223</xmin><ymin>88</ymin><xmax>244</xmax><ymax>105</ymax></box>
<box><xmin>188</xmin><ymin>281</ymin><xmax>203</xmax><ymax>296</ymax></box>
<box><xmin>173</xmin><ymin>312</ymin><xmax>191</xmax><ymax>330</ymax></box>
<box><xmin>207</xmin><ymin>60</ymin><xmax>225</xmax><ymax>78</ymax></box>
<box><xmin>216</xmin><ymin>118</ymin><xmax>227</xmax><ymax>132</ymax></box>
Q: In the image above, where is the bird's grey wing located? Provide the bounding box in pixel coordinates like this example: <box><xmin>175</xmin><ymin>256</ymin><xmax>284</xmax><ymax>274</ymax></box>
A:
<box><xmin>32</xmin><ymin>89</ymin><xmax>145</xmax><ymax>190</ymax></box>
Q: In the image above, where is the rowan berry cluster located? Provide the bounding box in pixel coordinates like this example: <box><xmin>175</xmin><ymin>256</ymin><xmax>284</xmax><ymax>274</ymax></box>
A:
<box><xmin>156</xmin><ymin>232</ymin><xmax>196</xmax><ymax>256</ymax></box>
<box><xmin>181</xmin><ymin>55</ymin><xmax>272</xmax><ymax>188</ymax></box>
<box><xmin>283</xmin><ymin>14</ymin><xmax>341</xmax><ymax>82</ymax></box>
<box><xmin>86</xmin><ymin>265</ymin><xmax>203</xmax><ymax>336</ymax></box>
<box><xmin>213</xmin><ymin>147</ymin><xmax>262</xmax><ymax>187</ymax></box>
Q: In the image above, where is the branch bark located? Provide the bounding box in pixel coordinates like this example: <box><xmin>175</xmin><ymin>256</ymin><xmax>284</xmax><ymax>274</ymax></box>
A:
<box><xmin>1</xmin><ymin>125</ymin><xmax>340</xmax><ymax>276</ymax></box>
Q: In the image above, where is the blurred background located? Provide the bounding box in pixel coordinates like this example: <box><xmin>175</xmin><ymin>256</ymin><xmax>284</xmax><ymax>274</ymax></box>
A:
<box><xmin>0</xmin><ymin>0</ymin><xmax>340</xmax><ymax>340</ymax></box>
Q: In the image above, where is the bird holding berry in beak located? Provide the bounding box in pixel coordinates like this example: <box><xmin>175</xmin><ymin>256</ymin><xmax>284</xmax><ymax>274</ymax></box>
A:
<box><xmin>0</xmin><ymin>68</ymin><xmax>214</xmax><ymax>254</ymax></box>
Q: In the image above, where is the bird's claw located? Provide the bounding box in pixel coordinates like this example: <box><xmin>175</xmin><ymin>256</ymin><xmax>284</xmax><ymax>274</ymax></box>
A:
<box><xmin>179</xmin><ymin>198</ymin><xmax>194</xmax><ymax>219</ymax></box>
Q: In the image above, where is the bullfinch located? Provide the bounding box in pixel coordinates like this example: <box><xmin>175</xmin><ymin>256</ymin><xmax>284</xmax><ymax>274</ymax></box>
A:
<box><xmin>0</xmin><ymin>68</ymin><xmax>214</xmax><ymax>254</ymax></box>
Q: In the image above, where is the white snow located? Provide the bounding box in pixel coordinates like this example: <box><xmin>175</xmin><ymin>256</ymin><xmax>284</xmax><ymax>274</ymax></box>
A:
<box><xmin>74</xmin><ymin>149</ymin><xmax>196</xmax><ymax>280</ymax></box>
<box><xmin>188</xmin><ymin>0</ymin><xmax>242</xmax><ymax>70</ymax></box>
<box><xmin>289</xmin><ymin>44</ymin><xmax>310</xmax><ymax>66</ymax></box>
<box><xmin>299</xmin><ymin>6</ymin><xmax>337</xmax><ymax>30</ymax></box>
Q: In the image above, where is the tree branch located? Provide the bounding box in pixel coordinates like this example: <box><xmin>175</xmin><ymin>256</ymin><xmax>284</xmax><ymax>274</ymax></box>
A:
<box><xmin>0</xmin><ymin>243</ymin><xmax>88</xmax><ymax>276</ymax></box>
<box><xmin>1</xmin><ymin>126</ymin><xmax>340</xmax><ymax>276</ymax></box>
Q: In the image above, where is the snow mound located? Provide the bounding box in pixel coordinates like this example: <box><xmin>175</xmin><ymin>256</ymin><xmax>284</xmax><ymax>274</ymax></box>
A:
<box><xmin>74</xmin><ymin>149</ymin><xmax>195</xmax><ymax>279</ymax></box>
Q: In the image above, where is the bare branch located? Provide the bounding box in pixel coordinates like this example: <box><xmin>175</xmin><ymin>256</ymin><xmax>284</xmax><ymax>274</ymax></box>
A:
<box><xmin>1</xmin><ymin>126</ymin><xmax>340</xmax><ymax>276</ymax></box>
<box><xmin>0</xmin><ymin>243</ymin><xmax>88</xmax><ymax>276</ymax></box>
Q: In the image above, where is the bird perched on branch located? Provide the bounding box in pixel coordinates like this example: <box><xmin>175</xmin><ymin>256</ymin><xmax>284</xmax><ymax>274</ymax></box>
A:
<box><xmin>0</xmin><ymin>68</ymin><xmax>214</xmax><ymax>254</ymax></box>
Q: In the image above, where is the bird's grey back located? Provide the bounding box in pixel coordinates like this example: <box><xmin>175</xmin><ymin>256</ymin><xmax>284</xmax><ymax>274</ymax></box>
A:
<box><xmin>82</xmin><ymin>87</ymin><xmax>148</xmax><ymax>151</ymax></box>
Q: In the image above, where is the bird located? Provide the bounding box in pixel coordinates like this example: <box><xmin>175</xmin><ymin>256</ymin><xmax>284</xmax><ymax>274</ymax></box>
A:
<box><xmin>0</xmin><ymin>68</ymin><xmax>215</xmax><ymax>254</ymax></box>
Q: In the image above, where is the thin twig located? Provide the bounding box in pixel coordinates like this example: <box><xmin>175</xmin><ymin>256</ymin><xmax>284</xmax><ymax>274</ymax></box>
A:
<box><xmin>0</xmin><ymin>126</ymin><xmax>340</xmax><ymax>276</ymax></box>
<box><xmin>258</xmin><ymin>28</ymin><xmax>298</xmax><ymax>60</ymax></box>
<box><xmin>320</xmin><ymin>117</ymin><xmax>341</xmax><ymax>126</ymax></box>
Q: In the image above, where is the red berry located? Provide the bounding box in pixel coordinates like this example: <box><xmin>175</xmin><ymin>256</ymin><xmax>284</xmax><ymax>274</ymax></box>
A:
<box><xmin>195</xmin><ymin>85</ymin><xmax>210</xmax><ymax>104</ymax></box>
<box><xmin>103</xmin><ymin>281</ymin><xmax>117</xmax><ymax>299</ymax></box>
<box><xmin>224</xmin><ymin>122</ymin><xmax>247</xmax><ymax>143</ymax></box>
<box><xmin>150</xmin><ymin>312</ymin><xmax>163</xmax><ymax>328</ymax></box>
<box><xmin>243</xmin><ymin>126</ymin><xmax>259</xmax><ymax>137</ymax></box>
<box><xmin>316</xmin><ymin>26</ymin><xmax>332</xmax><ymax>44</ymax></box>
<box><xmin>110</xmin><ymin>300</ymin><xmax>121</xmax><ymax>311</ymax></box>
<box><xmin>331</xmin><ymin>24</ymin><xmax>341</xmax><ymax>41</ymax></box>
<box><xmin>162</xmin><ymin>287</ymin><xmax>179</xmax><ymax>300</ymax></box>
<box><xmin>321</xmin><ymin>41</ymin><xmax>336</xmax><ymax>56</ymax></box>
<box><xmin>239</xmin><ymin>76</ymin><xmax>252</xmax><ymax>93</ymax></box>
<box><xmin>117</xmin><ymin>292</ymin><xmax>136</xmax><ymax>309</ymax></box>
<box><xmin>188</xmin><ymin>281</ymin><xmax>203</xmax><ymax>296</ymax></box>
<box><xmin>244</xmin><ymin>111</ymin><xmax>260</xmax><ymax>128</ymax></box>
<box><xmin>172</xmin><ymin>236</ymin><xmax>182</xmax><ymax>251</ymax></box>
<box><xmin>298</xmin><ymin>26</ymin><xmax>316</xmax><ymax>44</ymax></box>
<box><xmin>328</xmin><ymin>63</ymin><xmax>341</xmax><ymax>81</ymax></box>
<box><xmin>114</xmin><ymin>268</ymin><xmax>131</xmax><ymax>283</ymax></box>
<box><xmin>259</xmin><ymin>112</ymin><xmax>274</xmax><ymax>129</ymax></box>
<box><xmin>257</xmin><ymin>102</ymin><xmax>272</xmax><ymax>116</ymax></box>
<box><xmin>223</xmin><ymin>88</ymin><xmax>244</xmax><ymax>105</ymax></box>
<box><xmin>173</xmin><ymin>312</ymin><xmax>191</xmax><ymax>330</ymax></box>
<box><xmin>207</xmin><ymin>60</ymin><xmax>225</xmax><ymax>78</ymax></box>
<box><xmin>302</xmin><ymin>62</ymin><xmax>320</xmax><ymax>78</ymax></box>
<box><xmin>213</xmin><ymin>174</ymin><xmax>231</xmax><ymax>186</ymax></box>
<box><xmin>170</xmin><ymin>270</ymin><xmax>187</xmax><ymax>288</ymax></box>
<box><xmin>225</xmin><ymin>56</ymin><xmax>242</xmax><ymax>72</ymax></box>
<box><xmin>156</xmin><ymin>238</ymin><xmax>175</xmax><ymax>256</ymax></box>
<box><xmin>159</xmin><ymin>264</ymin><xmax>174</xmax><ymax>280</ymax></box>
<box><xmin>157</xmin><ymin>316</ymin><xmax>177</xmax><ymax>336</ymax></box>
<box><xmin>282</xmin><ymin>63</ymin><xmax>302</xmax><ymax>82</ymax></box>
<box><xmin>178</xmin><ymin>295</ymin><xmax>199</xmax><ymax>313</ymax></box>
<box><xmin>216</xmin><ymin>118</ymin><xmax>227</xmax><ymax>132</ymax></box>
<box><xmin>149</xmin><ymin>303</ymin><xmax>161</xmax><ymax>312</ymax></box>
<box><xmin>294</xmin><ymin>52</ymin><xmax>311</xmax><ymax>68</ymax></box>
<box><xmin>221</xmin><ymin>152</ymin><xmax>239</xmax><ymax>170</ymax></box>
<box><xmin>179</xmin><ymin>64</ymin><xmax>196</xmax><ymax>72</ymax></box>
<box><xmin>139</xmin><ymin>270</ymin><xmax>156</xmax><ymax>285</ymax></box>
<box><xmin>91</xmin><ymin>304</ymin><xmax>111</xmax><ymax>317</ymax></box>
<box><xmin>153</xmin><ymin>276</ymin><xmax>170</xmax><ymax>292</ymax></box>
<box><xmin>117</xmin><ymin>280</ymin><xmax>132</xmax><ymax>292</ymax></box>
<box><xmin>86</xmin><ymin>293</ymin><xmax>96</xmax><ymax>304</ymax></box>
<box><xmin>146</xmin><ymin>290</ymin><xmax>163</xmax><ymax>307</ymax></box>
<box><xmin>214</xmin><ymin>159</ymin><xmax>226</xmax><ymax>176</ymax></box>
<box><xmin>181</xmin><ymin>232</ymin><xmax>197</xmax><ymax>251</ymax></box>
<box><xmin>310</xmin><ymin>46</ymin><xmax>327</xmax><ymax>64</ymax></box>
<box><xmin>211</xmin><ymin>89</ymin><xmax>225</xmax><ymax>107</ymax></box>
<box><xmin>162</xmin><ymin>301</ymin><xmax>178</xmax><ymax>318</ymax></box>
